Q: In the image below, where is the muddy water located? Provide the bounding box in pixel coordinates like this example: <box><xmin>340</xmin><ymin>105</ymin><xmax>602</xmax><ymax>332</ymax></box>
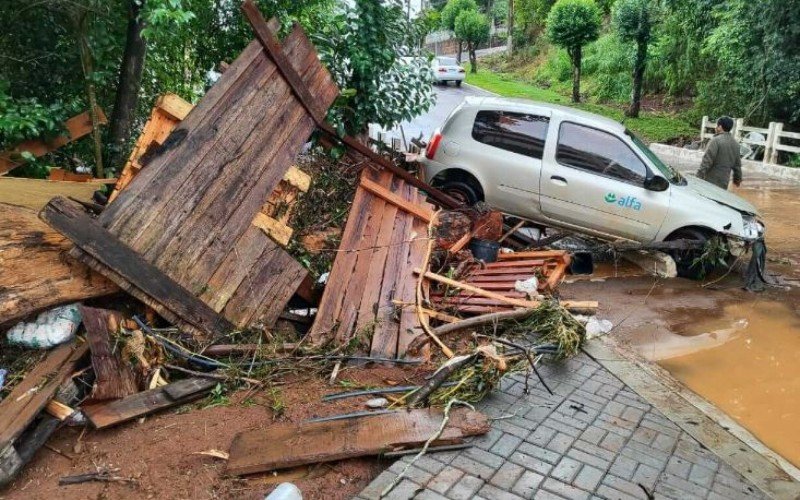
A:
<box><xmin>654</xmin><ymin>301</ymin><xmax>800</xmax><ymax>467</ymax></box>
<box><xmin>618</xmin><ymin>174</ymin><xmax>800</xmax><ymax>467</ymax></box>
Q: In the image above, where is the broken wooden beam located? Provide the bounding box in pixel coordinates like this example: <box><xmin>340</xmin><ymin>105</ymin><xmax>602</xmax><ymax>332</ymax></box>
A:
<box><xmin>226</xmin><ymin>407</ymin><xmax>490</xmax><ymax>476</ymax></box>
<box><xmin>80</xmin><ymin>305</ymin><xmax>140</xmax><ymax>400</ymax></box>
<box><xmin>0</xmin><ymin>108</ymin><xmax>107</xmax><ymax>175</ymax></box>
<box><xmin>82</xmin><ymin>377</ymin><xmax>217</xmax><ymax>429</ymax></box>
<box><xmin>0</xmin><ymin>203</ymin><xmax>119</xmax><ymax>327</ymax></box>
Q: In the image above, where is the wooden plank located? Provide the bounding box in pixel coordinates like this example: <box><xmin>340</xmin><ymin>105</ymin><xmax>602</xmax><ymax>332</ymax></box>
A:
<box><xmin>156</xmin><ymin>93</ymin><xmax>193</xmax><ymax>121</ymax></box>
<box><xmin>0</xmin><ymin>177</ymin><xmax>98</xmax><ymax>211</ymax></box>
<box><xmin>252</xmin><ymin>212</ymin><xmax>293</xmax><ymax>246</ymax></box>
<box><xmin>226</xmin><ymin>407</ymin><xmax>489</xmax><ymax>476</ymax></box>
<box><xmin>282</xmin><ymin>165</ymin><xmax>311</xmax><ymax>192</ymax></box>
<box><xmin>80</xmin><ymin>306</ymin><xmax>139</xmax><ymax>400</ymax></box>
<box><xmin>0</xmin><ymin>203</ymin><xmax>118</xmax><ymax>327</ymax></box>
<box><xmin>359</xmin><ymin>176</ymin><xmax>433</xmax><ymax>222</ymax></box>
<box><xmin>0</xmin><ymin>109</ymin><xmax>107</xmax><ymax>175</ymax></box>
<box><xmin>497</xmin><ymin>250</ymin><xmax>570</xmax><ymax>261</ymax></box>
<box><xmin>41</xmin><ymin>197</ymin><xmax>235</xmax><ymax>338</ymax></box>
<box><xmin>397</xmin><ymin>188</ymin><xmax>430</xmax><ymax>355</ymax></box>
<box><xmin>82</xmin><ymin>378</ymin><xmax>216</xmax><ymax>429</ymax></box>
<box><xmin>0</xmin><ymin>342</ymin><xmax>87</xmax><ymax>448</ymax></box>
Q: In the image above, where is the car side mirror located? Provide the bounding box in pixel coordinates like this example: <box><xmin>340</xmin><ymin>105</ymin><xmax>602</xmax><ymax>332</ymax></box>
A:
<box><xmin>644</xmin><ymin>176</ymin><xmax>669</xmax><ymax>192</ymax></box>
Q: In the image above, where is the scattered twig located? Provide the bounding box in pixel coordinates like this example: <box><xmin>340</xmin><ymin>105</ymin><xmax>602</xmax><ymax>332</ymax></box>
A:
<box><xmin>380</xmin><ymin>443</ymin><xmax>472</xmax><ymax>458</ymax></box>
<box><xmin>380</xmin><ymin>399</ymin><xmax>473</xmax><ymax>498</ymax></box>
<box><xmin>164</xmin><ymin>364</ymin><xmax>262</xmax><ymax>386</ymax></box>
<box><xmin>406</xmin><ymin>354</ymin><xmax>478</xmax><ymax>407</ymax></box>
<box><xmin>305</xmin><ymin>409</ymin><xmax>396</xmax><ymax>423</ymax></box>
<box><xmin>480</xmin><ymin>335</ymin><xmax>552</xmax><ymax>395</ymax></box>
<box><xmin>322</xmin><ymin>382</ymin><xmax>459</xmax><ymax>402</ymax></box>
<box><xmin>59</xmin><ymin>467</ymin><xmax>136</xmax><ymax>486</ymax></box>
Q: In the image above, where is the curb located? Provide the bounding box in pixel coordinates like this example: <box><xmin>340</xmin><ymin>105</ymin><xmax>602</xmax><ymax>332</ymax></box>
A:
<box><xmin>583</xmin><ymin>336</ymin><xmax>800</xmax><ymax>499</ymax></box>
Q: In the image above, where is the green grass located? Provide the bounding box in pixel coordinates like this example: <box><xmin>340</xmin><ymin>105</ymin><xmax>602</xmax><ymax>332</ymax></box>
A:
<box><xmin>464</xmin><ymin>67</ymin><xmax>696</xmax><ymax>144</ymax></box>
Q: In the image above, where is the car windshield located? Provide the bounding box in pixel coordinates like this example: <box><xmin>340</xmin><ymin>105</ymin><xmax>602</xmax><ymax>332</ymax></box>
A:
<box><xmin>628</xmin><ymin>132</ymin><xmax>685</xmax><ymax>185</ymax></box>
<box><xmin>438</xmin><ymin>57</ymin><xmax>458</xmax><ymax>66</ymax></box>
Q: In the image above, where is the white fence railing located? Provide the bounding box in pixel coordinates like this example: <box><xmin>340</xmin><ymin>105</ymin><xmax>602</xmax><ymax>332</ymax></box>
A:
<box><xmin>700</xmin><ymin>116</ymin><xmax>799</xmax><ymax>166</ymax></box>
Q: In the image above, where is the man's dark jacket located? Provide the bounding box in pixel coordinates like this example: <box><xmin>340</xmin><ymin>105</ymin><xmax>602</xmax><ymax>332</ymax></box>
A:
<box><xmin>697</xmin><ymin>132</ymin><xmax>742</xmax><ymax>189</ymax></box>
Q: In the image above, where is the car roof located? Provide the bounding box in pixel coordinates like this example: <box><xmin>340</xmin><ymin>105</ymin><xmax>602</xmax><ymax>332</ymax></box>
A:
<box><xmin>461</xmin><ymin>96</ymin><xmax>626</xmax><ymax>133</ymax></box>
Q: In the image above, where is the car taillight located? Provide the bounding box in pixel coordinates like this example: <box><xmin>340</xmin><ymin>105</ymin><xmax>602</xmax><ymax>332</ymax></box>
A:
<box><xmin>438</xmin><ymin>68</ymin><xmax>447</xmax><ymax>72</ymax></box>
<box><xmin>458</xmin><ymin>68</ymin><xmax>465</xmax><ymax>73</ymax></box>
<box><xmin>426</xmin><ymin>132</ymin><xmax>443</xmax><ymax>160</ymax></box>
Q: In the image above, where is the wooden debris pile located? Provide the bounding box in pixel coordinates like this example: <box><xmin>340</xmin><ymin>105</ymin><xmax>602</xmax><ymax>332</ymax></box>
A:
<box><xmin>0</xmin><ymin>1</ymin><xmax>600</xmax><ymax>492</ymax></box>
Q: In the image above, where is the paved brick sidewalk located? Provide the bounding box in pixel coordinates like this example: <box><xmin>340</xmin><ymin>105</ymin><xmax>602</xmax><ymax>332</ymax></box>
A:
<box><xmin>358</xmin><ymin>353</ymin><xmax>766</xmax><ymax>500</ymax></box>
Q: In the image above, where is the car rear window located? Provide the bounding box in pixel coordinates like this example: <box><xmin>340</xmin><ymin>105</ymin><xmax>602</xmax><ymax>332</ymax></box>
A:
<box><xmin>556</xmin><ymin>122</ymin><xmax>647</xmax><ymax>184</ymax></box>
<box><xmin>471</xmin><ymin>110</ymin><xmax>549</xmax><ymax>159</ymax></box>
<box><xmin>438</xmin><ymin>57</ymin><xmax>458</xmax><ymax>66</ymax></box>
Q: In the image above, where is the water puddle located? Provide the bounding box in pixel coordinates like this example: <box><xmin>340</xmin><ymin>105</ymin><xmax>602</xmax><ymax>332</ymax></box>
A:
<box><xmin>630</xmin><ymin>300</ymin><xmax>800</xmax><ymax>467</ymax></box>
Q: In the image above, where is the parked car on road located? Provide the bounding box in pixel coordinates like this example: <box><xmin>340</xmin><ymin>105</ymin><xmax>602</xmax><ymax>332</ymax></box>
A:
<box><xmin>421</xmin><ymin>97</ymin><xmax>765</xmax><ymax>278</ymax></box>
<box><xmin>432</xmin><ymin>57</ymin><xmax>465</xmax><ymax>86</ymax></box>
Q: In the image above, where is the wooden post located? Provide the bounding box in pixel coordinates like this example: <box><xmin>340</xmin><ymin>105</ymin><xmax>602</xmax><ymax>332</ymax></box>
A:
<box><xmin>700</xmin><ymin>116</ymin><xmax>709</xmax><ymax>143</ymax></box>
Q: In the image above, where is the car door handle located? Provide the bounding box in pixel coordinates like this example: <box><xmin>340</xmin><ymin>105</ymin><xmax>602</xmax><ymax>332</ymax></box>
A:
<box><xmin>550</xmin><ymin>175</ymin><xmax>568</xmax><ymax>186</ymax></box>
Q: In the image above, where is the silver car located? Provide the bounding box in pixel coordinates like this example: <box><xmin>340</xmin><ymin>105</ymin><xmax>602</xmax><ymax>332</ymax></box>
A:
<box><xmin>421</xmin><ymin>97</ymin><xmax>764</xmax><ymax>277</ymax></box>
<box><xmin>432</xmin><ymin>57</ymin><xmax>465</xmax><ymax>86</ymax></box>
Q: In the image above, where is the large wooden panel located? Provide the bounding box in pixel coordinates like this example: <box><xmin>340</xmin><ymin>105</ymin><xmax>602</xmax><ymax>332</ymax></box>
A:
<box><xmin>226</xmin><ymin>408</ymin><xmax>489</xmax><ymax>475</ymax></box>
<box><xmin>42</xmin><ymin>13</ymin><xmax>338</xmax><ymax>338</ymax></box>
<box><xmin>0</xmin><ymin>203</ymin><xmax>118</xmax><ymax>327</ymax></box>
<box><xmin>309</xmin><ymin>169</ymin><xmax>435</xmax><ymax>358</ymax></box>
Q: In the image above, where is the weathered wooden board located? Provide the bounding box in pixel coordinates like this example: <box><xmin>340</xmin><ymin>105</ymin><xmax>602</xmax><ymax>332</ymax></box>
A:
<box><xmin>0</xmin><ymin>177</ymin><xmax>97</xmax><ymax>211</ymax></box>
<box><xmin>80</xmin><ymin>305</ymin><xmax>140</xmax><ymax>400</ymax></box>
<box><xmin>226</xmin><ymin>408</ymin><xmax>490</xmax><ymax>476</ymax></box>
<box><xmin>41</xmin><ymin>197</ymin><xmax>235</xmax><ymax>337</ymax></box>
<box><xmin>0</xmin><ymin>203</ymin><xmax>118</xmax><ymax>327</ymax></box>
<box><xmin>0</xmin><ymin>108</ymin><xmax>107</xmax><ymax>175</ymax></box>
<box><xmin>309</xmin><ymin>168</ymin><xmax>434</xmax><ymax>358</ymax></box>
<box><xmin>82</xmin><ymin>377</ymin><xmax>216</xmax><ymax>429</ymax></box>
<box><xmin>0</xmin><ymin>342</ymin><xmax>88</xmax><ymax>450</ymax></box>
<box><xmin>43</xmin><ymin>13</ymin><xmax>337</xmax><ymax>338</ymax></box>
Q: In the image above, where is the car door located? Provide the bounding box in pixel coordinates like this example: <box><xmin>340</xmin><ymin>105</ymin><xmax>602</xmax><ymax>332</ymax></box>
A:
<box><xmin>468</xmin><ymin>109</ymin><xmax>551</xmax><ymax>218</ymax></box>
<box><xmin>539</xmin><ymin>121</ymin><xmax>670</xmax><ymax>241</ymax></box>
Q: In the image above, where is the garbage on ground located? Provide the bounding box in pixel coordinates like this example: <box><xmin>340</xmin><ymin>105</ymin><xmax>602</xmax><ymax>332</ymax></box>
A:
<box><xmin>6</xmin><ymin>304</ymin><xmax>82</xmax><ymax>349</ymax></box>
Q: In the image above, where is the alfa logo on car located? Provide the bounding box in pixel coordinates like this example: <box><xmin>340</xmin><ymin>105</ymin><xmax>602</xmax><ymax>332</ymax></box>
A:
<box><xmin>605</xmin><ymin>193</ymin><xmax>642</xmax><ymax>211</ymax></box>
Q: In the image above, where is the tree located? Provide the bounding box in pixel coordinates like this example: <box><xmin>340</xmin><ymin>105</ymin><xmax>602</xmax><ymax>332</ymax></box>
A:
<box><xmin>613</xmin><ymin>0</ymin><xmax>656</xmax><ymax>117</ymax></box>
<box><xmin>441</xmin><ymin>0</ymin><xmax>479</xmax><ymax>62</ymax></box>
<box><xmin>455</xmin><ymin>9</ymin><xmax>491</xmax><ymax>72</ymax></box>
<box><xmin>546</xmin><ymin>0</ymin><xmax>601</xmax><ymax>102</ymax></box>
<box><xmin>316</xmin><ymin>0</ymin><xmax>435</xmax><ymax>138</ymax></box>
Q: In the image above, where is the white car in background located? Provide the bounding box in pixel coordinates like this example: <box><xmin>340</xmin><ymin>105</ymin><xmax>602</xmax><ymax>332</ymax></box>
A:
<box><xmin>421</xmin><ymin>97</ymin><xmax>765</xmax><ymax>278</ymax></box>
<box><xmin>432</xmin><ymin>57</ymin><xmax>465</xmax><ymax>86</ymax></box>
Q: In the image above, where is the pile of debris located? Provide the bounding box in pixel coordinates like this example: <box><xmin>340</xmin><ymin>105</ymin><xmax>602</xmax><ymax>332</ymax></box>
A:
<box><xmin>0</xmin><ymin>1</ymin><xmax>597</xmax><ymax>494</ymax></box>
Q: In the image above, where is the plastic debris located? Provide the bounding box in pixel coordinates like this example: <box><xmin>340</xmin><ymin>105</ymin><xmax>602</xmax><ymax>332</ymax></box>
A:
<box><xmin>585</xmin><ymin>317</ymin><xmax>613</xmax><ymax>339</ymax></box>
<box><xmin>6</xmin><ymin>304</ymin><xmax>82</xmax><ymax>349</ymax></box>
<box><xmin>265</xmin><ymin>482</ymin><xmax>303</xmax><ymax>500</ymax></box>
<box><xmin>0</xmin><ymin>368</ymin><xmax>6</xmax><ymax>392</ymax></box>
<box><xmin>365</xmin><ymin>397</ymin><xmax>389</xmax><ymax>409</ymax></box>
<box><xmin>514</xmin><ymin>276</ymin><xmax>539</xmax><ymax>297</ymax></box>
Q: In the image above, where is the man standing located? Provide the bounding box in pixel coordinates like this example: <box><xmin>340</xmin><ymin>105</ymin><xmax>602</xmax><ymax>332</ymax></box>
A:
<box><xmin>697</xmin><ymin>116</ymin><xmax>742</xmax><ymax>190</ymax></box>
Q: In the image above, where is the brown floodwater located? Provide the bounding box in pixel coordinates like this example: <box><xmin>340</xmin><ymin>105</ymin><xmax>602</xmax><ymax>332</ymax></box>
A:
<box><xmin>655</xmin><ymin>300</ymin><xmax>800</xmax><ymax>467</ymax></box>
<box><xmin>618</xmin><ymin>174</ymin><xmax>800</xmax><ymax>468</ymax></box>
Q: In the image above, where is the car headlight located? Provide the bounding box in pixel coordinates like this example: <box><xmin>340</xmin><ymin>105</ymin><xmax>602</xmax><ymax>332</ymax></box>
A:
<box><xmin>742</xmin><ymin>215</ymin><xmax>765</xmax><ymax>239</ymax></box>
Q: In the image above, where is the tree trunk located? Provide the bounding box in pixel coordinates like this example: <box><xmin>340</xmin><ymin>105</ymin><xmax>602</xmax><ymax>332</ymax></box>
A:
<box><xmin>571</xmin><ymin>46</ymin><xmax>582</xmax><ymax>103</ymax></box>
<box><xmin>626</xmin><ymin>41</ymin><xmax>647</xmax><ymax>118</ymax></box>
<box><xmin>108</xmin><ymin>0</ymin><xmax>147</xmax><ymax>171</ymax></box>
<box><xmin>507</xmin><ymin>0</ymin><xmax>514</xmax><ymax>55</ymax></box>
<box><xmin>73</xmin><ymin>10</ymin><xmax>104</xmax><ymax>177</ymax></box>
<box><xmin>457</xmin><ymin>40</ymin><xmax>463</xmax><ymax>64</ymax></box>
<box><xmin>470</xmin><ymin>45</ymin><xmax>478</xmax><ymax>73</ymax></box>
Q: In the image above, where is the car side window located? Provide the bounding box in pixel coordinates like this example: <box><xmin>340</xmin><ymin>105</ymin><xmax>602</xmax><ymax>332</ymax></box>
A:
<box><xmin>556</xmin><ymin>122</ymin><xmax>647</xmax><ymax>184</ymax></box>
<box><xmin>472</xmin><ymin>110</ymin><xmax>549</xmax><ymax>160</ymax></box>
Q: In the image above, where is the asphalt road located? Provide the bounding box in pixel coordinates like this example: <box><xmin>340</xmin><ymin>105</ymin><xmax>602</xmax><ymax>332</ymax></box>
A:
<box><xmin>378</xmin><ymin>82</ymin><xmax>493</xmax><ymax>147</ymax></box>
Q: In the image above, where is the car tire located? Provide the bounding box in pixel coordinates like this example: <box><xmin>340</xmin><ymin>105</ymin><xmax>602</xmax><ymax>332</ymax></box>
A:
<box><xmin>440</xmin><ymin>180</ymin><xmax>480</xmax><ymax>206</ymax></box>
<box><xmin>666</xmin><ymin>228</ymin><xmax>711</xmax><ymax>280</ymax></box>
<box><xmin>455</xmin><ymin>80</ymin><xmax>462</xmax><ymax>87</ymax></box>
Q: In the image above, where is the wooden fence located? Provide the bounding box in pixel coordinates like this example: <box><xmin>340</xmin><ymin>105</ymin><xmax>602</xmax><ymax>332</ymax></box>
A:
<box><xmin>701</xmin><ymin>116</ymin><xmax>799</xmax><ymax>166</ymax></box>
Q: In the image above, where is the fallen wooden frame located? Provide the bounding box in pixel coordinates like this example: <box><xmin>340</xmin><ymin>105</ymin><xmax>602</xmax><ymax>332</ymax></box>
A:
<box><xmin>0</xmin><ymin>203</ymin><xmax>119</xmax><ymax>327</ymax></box>
<box><xmin>0</xmin><ymin>342</ymin><xmax>88</xmax><ymax>486</ymax></box>
<box><xmin>226</xmin><ymin>407</ymin><xmax>489</xmax><ymax>476</ymax></box>
<box><xmin>0</xmin><ymin>108</ymin><xmax>107</xmax><ymax>175</ymax></box>
<box><xmin>81</xmin><ymin>306</ymin><xmax>140</xmax><ymax>400</ymax></box>
<box><xmin>42</xmin><ymin>9</ymin><xmax>337</xmax><ymax>339</ymax></box>
<box><xmin>308</xmin><ymin>168</ymin><xmax>433</xmax><ymax>358</ymax></box>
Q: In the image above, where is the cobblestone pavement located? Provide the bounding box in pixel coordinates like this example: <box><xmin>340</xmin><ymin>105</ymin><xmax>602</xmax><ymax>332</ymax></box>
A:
<box><xmin>358</xmin><ymin>353</ymin><xmax>766</xmax><ymax>500</ymax></box>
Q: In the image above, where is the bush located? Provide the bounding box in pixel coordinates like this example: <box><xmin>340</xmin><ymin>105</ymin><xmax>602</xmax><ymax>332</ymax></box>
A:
<box><xmin>583</xmin><ymin>34</ymin><xmax>634</xmax><ymax>102</ymax></box>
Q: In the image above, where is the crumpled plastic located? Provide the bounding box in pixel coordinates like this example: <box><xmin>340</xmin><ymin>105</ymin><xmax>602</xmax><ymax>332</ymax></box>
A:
<box><xmin>6</xmin><ymin>303</ymin><xmax>82</xmax><ymax>349</ymax></box>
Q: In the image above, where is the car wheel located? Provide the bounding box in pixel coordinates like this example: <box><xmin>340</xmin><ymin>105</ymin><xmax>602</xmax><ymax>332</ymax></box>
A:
<box><xmin>666</xmin><ymin>228</ymin><xmax>711</xmax><ymax>280</ymax></box>
<box><xmin>455</xmin><ymin>80</ymin><xmax>462</xmax><ymax>87</ymax></box>
<box><xmin>440</xmin><ymin>180</ymin><xmax>480</xmax><ymax>206</ymax></box>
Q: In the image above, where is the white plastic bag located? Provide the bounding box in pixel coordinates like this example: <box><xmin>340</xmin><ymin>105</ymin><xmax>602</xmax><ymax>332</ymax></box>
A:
<box><xmin>6</xmin><ymin>304</ymin><xmax>82</xmax><ymax>349</ymax></box>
